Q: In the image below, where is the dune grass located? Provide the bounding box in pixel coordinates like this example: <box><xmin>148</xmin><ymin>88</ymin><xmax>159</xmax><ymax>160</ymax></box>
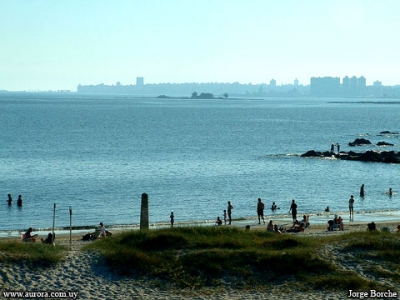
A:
<box><xmin>83</xmin><ymin>226</ymin><xmax>397</xmax><ymax>290</ymax></box>
<box><xmin>0</xmin><ymin>241</ymin><xmax>66</xmax><ymax>267</ymax></box>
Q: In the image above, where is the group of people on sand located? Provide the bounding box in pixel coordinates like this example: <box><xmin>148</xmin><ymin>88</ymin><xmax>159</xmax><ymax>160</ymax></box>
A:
<box><xmin>213</xmin><ymin>197</ymin><xmax>310</xmax><ymax>235</ymax></box>
<box><xmin>22</xmin><ymin>227</ymin><xmax>55</xmax><ymax>244</ymax></box>
<box><xmin>24</xmin><ymin>222</ymin><xmax>112</xmax><ymax>243</ymax></box>
<box><xmin>82</xmin><ymin>222</ymin><xmax>112</xmax><ymax>241</ymax></box>
<box><xmin>215</xmin><ymin>201</ymin><xmax>234</xmax><ymax>226</ymax></box>
<box><xmin>7</xmin><ymin>194</ymin><xmax>23</xmax><ymax>206</ymax></box>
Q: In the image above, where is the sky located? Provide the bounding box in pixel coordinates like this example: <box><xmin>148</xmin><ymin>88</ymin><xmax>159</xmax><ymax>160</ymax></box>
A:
<box><xmin>1</xmin><ymin>0</ymin><xmax>399</xmax><ymax>91</ymax></box>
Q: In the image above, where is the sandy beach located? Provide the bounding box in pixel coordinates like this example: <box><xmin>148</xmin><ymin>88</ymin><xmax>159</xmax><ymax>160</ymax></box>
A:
<box><xmin>1</xmin><ymin>220</ymin><xmax>399</xmax><ymax>300</ymax></box>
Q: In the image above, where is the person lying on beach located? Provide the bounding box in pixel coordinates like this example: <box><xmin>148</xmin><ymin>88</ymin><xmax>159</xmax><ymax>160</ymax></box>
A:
<box><xmin>291</xmin><ymin>219</ymin><xmax>300</xmax><ymax>228</ymax></box>
<box><xmin>24</xmin><ymin>227</ymin><xmax>38</xmax><ymax>242</ymax></box>
<box><xmin>287</xmin><ymin>223</ymin><xmax>305</xmax><ymax>233</ymax></box>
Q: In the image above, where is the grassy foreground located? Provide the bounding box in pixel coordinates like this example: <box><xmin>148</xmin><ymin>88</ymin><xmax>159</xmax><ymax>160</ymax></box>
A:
<box><xmin>84</xmin><ymin>226</ymin><xmax>398</xmax><ymax>291</ymax></box>
<box><xmin>0</xmin><ymin>241</ymin><xmax>65</xmax><ymax>267</ymax></box>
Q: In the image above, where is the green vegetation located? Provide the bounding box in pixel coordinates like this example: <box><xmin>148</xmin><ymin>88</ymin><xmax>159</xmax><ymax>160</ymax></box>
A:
<box><xmin>0</xmin><ymin>241</ymin><xmax>66</xmax><ymax>267</ymax></box>
<box><xmin>83</xmin><ymin>227</ymin><xmax>397</xmax><ymax>291</ymax></box>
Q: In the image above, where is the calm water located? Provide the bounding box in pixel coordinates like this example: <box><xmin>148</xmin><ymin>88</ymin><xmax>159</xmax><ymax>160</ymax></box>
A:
<box><xmin>0</xmin><ymin>93</ymin><xmax>399</xmax><ymax>232</ymax></box>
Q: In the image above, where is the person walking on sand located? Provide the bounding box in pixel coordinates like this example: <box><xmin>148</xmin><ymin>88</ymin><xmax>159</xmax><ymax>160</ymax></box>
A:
<box><xmin>289</xmin><ymin>199</ymin><xmax>297</xmax><ymax>221</ymax></box>
<box><xmin>170</xmin><ymin>212</ymin><xmax>174</xmax><ymax>227</ymax></box>
<box><xmin>360</xmin><ymin>184</ymin><xmax>365</xmax><ymax>197</ymax></box>
<box><xmin>227</xmin><ymin>201</ymin><xmax>234</xmax><ymax>225</ymax></box>
<box><xmin>257</xmin><ymin>198</ymin><xmax>265</xmax><ymax>225</ymax></box>
<box><xmin>349</xmin><ymin>195</ymin><xmax>355</xmax><ymax>218</ymax></box>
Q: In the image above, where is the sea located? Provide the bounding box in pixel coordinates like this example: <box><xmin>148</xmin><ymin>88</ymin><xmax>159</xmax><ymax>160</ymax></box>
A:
<box><xmin>1</xmin><ymin>93</ymin><xmax>399</xmax><ymax>236</ymax></box>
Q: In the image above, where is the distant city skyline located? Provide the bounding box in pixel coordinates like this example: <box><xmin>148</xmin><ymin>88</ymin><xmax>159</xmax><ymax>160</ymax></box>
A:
<box><xmin>1</xmin><ymin>1</ymin><xmax>400</xmax><ymax>91</ymax></box>
<box><xmin>77</xmin><ymin>75</ymin><xmax>399</xmax><ymax>98</ymax></box>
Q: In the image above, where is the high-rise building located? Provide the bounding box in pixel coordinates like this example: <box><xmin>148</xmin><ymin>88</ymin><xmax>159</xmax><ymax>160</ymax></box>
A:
<box><xmin>294</xmin><ymin>79</ymin><xmax>299</xmax><ymax>86</ymax></box>
<box><xmin>270</xmin><ymin>79</ymin><xmax>276</xmax><ymax>87</ymax></box>
<box><xmin>342</xmin><ymin>76</ymin><xmax>351</xmax><ymax>90</ymax></box>
<box><xmin>136</xmin><ymin>77</ymin><xmax>144</xmax><ymax>86</ymax></box>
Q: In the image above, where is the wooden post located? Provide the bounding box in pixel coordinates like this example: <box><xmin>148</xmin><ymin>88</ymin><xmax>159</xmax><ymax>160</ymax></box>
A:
<box><xmin>52</xmin><ymin>203</ymin><xmax>56</xmax><ymax>245</ymax></box>
<box><xmin>69</xmin><ymin>206</ymin><xmax>72</xmax><ymax>250</ymax></box>
<box><xmin>140</xmin><ymin>193</ymin><xmax>149</xmax><ymax>230</ymax></box>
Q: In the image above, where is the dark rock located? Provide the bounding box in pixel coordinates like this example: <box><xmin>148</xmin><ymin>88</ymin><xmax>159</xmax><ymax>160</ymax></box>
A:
<box><xmin>301</xmin><ymin>150</ymin><xmax>332</xmax><ymax>158</ymax></box>
<box><xmin>376</xmin><ymin>141</ymin><xmax>394</xmax><ymax>146</ymax></box>
<box><xmin>301</xmin><ymin>150</ymin><xmax>400</xmax><ymax>163</ymax></box>
<box><xmin>348</xmin><ymin>138</ymin><xmax>372</xmax><ymax>147</ymax></box>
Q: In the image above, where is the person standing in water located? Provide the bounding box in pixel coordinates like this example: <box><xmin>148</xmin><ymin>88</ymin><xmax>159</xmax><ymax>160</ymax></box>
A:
<box><xmin>360</xmin><ymin>184</ymin><xmax>365</xmax><ymax>197</ymax></box>
<box><xmin>17</xmin><ymin>195</ymin><xmax>23</xmax><ymax>206</ymax></box>
<box><xmin>289</xmin><ymin>199</ymin><xmax>297</xmax><ymax>221</ymax></box>
<box><xmin>227</xmin><ymin>201</ymin><xmax>234</xmax><ymax>225</ymax></box>
<box><xmin>349</xmin><ymin>195</ymin><xmax>355</xmax><ymax>219</ymax></box>
<box><xmin>7</xmin><ymin>194</ymin><xmax>12</xmax><ymax>205</ymax></box>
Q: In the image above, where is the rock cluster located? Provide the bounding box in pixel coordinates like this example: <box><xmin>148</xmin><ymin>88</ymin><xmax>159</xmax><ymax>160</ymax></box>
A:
<box><xmin>301</xmin><ymin>150</ymin><xmax>400</xmax><ymax>163</ymax></box>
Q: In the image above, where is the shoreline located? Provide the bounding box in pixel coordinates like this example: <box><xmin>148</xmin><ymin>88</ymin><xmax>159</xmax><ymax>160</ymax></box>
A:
<box><xmin>1</xmin><ymin>209</ymin><xmax>399</xmax><ymax>239</ymax></box>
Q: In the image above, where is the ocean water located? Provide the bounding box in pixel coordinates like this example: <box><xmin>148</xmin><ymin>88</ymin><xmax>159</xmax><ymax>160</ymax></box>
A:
<box><xmin>0</xmin><ymin>93</ymin><xmax>399</xmax><ymax>233</ymax></box>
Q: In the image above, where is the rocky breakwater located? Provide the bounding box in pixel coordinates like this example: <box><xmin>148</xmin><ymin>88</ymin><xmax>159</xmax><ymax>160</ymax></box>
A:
<box><xmin>301</xmin><ymin>150</ymin><xmax>400</xmax><ymax>163</ymax></box>
<box><xmin>302</xmin><ymin>134</ymin><xmax>400</xmax><ymax>163</ymax></box>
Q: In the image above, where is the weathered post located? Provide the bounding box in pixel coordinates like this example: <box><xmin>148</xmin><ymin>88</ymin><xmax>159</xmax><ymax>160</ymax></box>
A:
<box><xmin>69</xmin><ymin>206</ymin><xmax>72</xmax><ymax>250</ymax></box>
<box><xmin>140</xmin><ymin>193</ymin><xmax>149</xmax><ymax>230</ymax></box>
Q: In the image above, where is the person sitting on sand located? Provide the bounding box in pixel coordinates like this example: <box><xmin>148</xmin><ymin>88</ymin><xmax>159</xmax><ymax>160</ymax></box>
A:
<box><xmin>300</xmin><ymin>215</ymin><xmax>310</xmax><ymax>228</ymax></box>
<box><xmin>24</xmin><ymin>227</ymin><xmax>38</xmax><ymax>242</ymax></box>
<box><xmin>273</xmin><ymin>224</ymin><xmax>281</xmax><ymax>234</ymax></box>
<box><xmin>324</xmin><ymin>206</ymin><xmax>330</xmax><ymax>212</ymax></box>
<box><xmin>215</xmin><ymin>216</ymin><xmax>222</xmax><ymax>226</ymax></box>
<box><xmin>267</xmin><ymin>220</ymin><xmax>274</xmax><ymax>232</ymax></box>
<box><xmin>41</xmin><ymin>232</ymin><xmax>55</xmax><ymax>244</ymax></box>
<box><xmin>334</xmin><ymin>215</ymin><xmax>344</xmax><ymax>231</ymax></box>
<box><xmin>367</xmin><ymin>222</ymin><xmax>376</xmax><ymax>231</ymax></box>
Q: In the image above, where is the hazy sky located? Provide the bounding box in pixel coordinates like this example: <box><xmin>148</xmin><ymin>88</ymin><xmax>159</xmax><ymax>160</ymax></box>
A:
<box><xmin>1</xmin><ymin>1</ymin><xmax>399</xmax><ymax>91</ymax></box>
